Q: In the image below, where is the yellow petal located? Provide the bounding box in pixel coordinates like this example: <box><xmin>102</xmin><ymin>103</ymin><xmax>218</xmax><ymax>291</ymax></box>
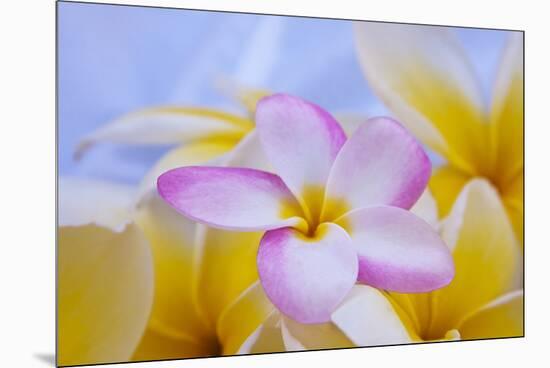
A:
<box><xmin>354</xmin><ymin>22</ymin><xmax>488</xmax><ymax>174</ymax></box>
<box><xmin>401</xmin><ymin>188</ymin><xmax>442</xmax><ymax>341</ymax></box>
<box><xmin>490</xmin><ymin>32</ymin><xmax>524</xmax><ymax>187</ymax></box>
<box><xmin>387</xmin><ymin>292</ymin><xmax>431</xmax><ymax>341</ymax></box>
<box><xmin>492</xmin><ymin>34</ymin><xmax>524</xmax><ymax>244</ymax></box>
<box><xmin>331</xmin><ymin>285</ymin><xmax>414</xmax><ymax>346</ymax></box>
<box><xmin>459</xmin><ymin>290</ymin><xmax>523</xmax><ymax>339</ymax></box>
<box><xmin>429</xmin><ymin>165</ymin><xmax>471</xmax><ymax>218</ymax></box>
<box><xmin>217</xmin><ymin>282</ymin><xmax>277</xmax><ymax>355</ymax></box>
<box><xmin>75</xmin><ymin>106</ymin><xmax>252</xmax><ymax>159</ymax></box>
<box><xmin>131</xmin><ymin>193</ymin><xmax>215</xmax><ymax>361</ymax></box>
<box><xmin>57</xmin><ymin>224</ymin><xmax>153</xmax><ymax>366</ymax></box>
<box><xmin>281</xmin><ymin>317</ymin><xmax>353</xmax><ymax>351</ymax></box>
<box><xmin>136</xmin><ymin>139</ymin><xmax>236</xmax><ymax>199</ymax></box>
<box><xmin>426</xmin><ymin>179</ymin><xmax>522</xmax><ymax>339</ymax></box>
<box><xmin>131</xmin><ymin>325</ymin><xmax>219</xmax><ymax>361</ymax></box>
<box><xmin>502</xmin><ymin>171</ymin><xmax>524</xmax><ymax>246</ymax></box>
<box><xmin>195</xmin><ymin>228</ymin><xmax>262</xmax><ymax>323</ymax></box>
<box><xmin>403</xmin><ymin>189</ymin><xmax>443</xmax><ymax>338</ymax></box>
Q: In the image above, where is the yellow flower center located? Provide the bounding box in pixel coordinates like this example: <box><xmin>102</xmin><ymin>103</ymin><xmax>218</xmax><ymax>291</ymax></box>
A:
<box><xmin>298</xmin><ymin>185</ymin><xmax>351</xmax><ymax>237</ymax></box>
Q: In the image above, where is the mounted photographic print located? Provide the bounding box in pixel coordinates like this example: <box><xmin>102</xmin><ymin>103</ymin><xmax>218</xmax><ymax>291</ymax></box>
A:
<box><xmin>57</xmin><ymin>1</ymin><xmax>524</xmax><ymax>366</ymax></box>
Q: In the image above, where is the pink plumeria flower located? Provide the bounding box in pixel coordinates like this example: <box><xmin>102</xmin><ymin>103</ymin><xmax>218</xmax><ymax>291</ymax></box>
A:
<box><xmin>157</xmin><ymin>94</ymin><xmax>454</xmax><ymax>324</ymax></box>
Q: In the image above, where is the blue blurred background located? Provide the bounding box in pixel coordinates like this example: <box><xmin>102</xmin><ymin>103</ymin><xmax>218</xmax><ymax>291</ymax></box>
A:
<box><xmin>58</xmin><ymin>1</ymin><xmax>511</xmax><ymax>184</ymax></box>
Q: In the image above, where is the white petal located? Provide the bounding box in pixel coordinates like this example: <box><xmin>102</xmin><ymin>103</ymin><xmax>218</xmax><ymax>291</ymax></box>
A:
<box><xmin>59</xmin><ymin>177</ymin><xmax>135</xmax><ymax>232</ymax></box>
<box><xmin>332</xmin><ymin>285</ymin><xmax>412</xmax><ymax>346</ymax></box>
<box><xmin>75</xmin><ymin>107</ymin><xmax>252</xmax><ymax>158</ymax></box>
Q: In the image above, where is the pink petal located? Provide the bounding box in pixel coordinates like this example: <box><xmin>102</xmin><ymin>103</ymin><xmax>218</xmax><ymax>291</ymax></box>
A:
<box><xmin>323</xmin><ymin>117</ymin><xmax>430</xmax><ymax>221</ymax></box>
<box><xmin>257</xmin><ymin>223</ymin><xmax>358</xmax><ymax>324</ymax></box>
<box><xmin>255</xmin><ymin>94</ymin><xmax>346</xmax><ymax>214</ymax></box>
<box><xmin>338</xmin><ymin>206</ymin><xmax>454</xmax><ymax>293</ymax></box>
<box><xmin>157</xmin><ymin>166</ymin><xmax>305</xmax><ymax>231</ymax></box>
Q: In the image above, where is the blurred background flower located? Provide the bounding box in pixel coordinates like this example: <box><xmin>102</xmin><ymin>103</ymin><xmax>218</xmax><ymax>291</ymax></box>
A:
<box><xmin>354</xmin><ymin>22</ymin><xmax>523</xmax><ymax>245</ymax></box>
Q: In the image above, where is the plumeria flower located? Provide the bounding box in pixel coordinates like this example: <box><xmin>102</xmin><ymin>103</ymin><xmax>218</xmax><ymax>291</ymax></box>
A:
<box><xmin>157</xmin><ymin>94</ymin><xmax>454</xmax><ymax>323</ymax></box>
<box><xmin>216</xmin><ymin>192</ymin><xmax>437</xmax><ymax>354</ymax></box>
<box><xmin>219</xmin><ymin>181</ymin><xmax>521</xmax><ymax>352</ymax></box>
<box><xmin>354</xmin><ymin>23</ymin><xmax>524</xmax><ymax>245</ymax></box>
